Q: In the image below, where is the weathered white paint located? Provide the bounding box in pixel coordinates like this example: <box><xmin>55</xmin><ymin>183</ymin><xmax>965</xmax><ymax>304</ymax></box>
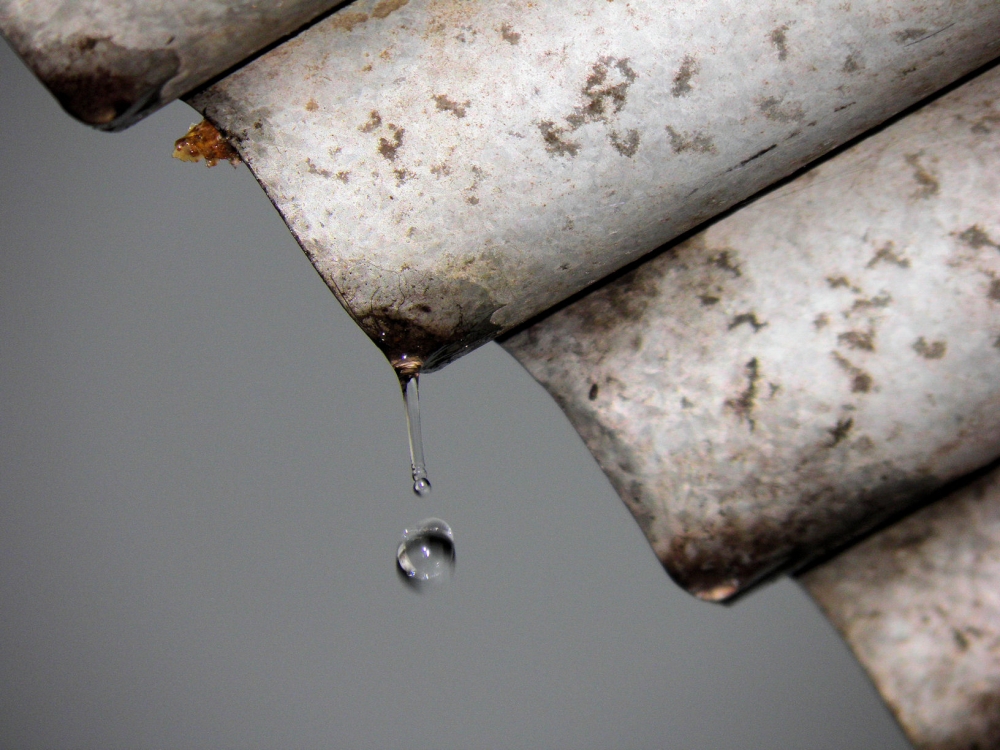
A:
<box><xmin>190</xmin><ymin>0</ymin><xmax>1000</xmax><ymax>373</ymax></box>
<box><xmin>503</xmin><ymin>63</ymin><xmax>1000</xmax><ymax>602</ymax></box>
<box><xmin>801</xmin><ymin>461</ymin><xmax>1000</xmax><ymax>750</ymax></box>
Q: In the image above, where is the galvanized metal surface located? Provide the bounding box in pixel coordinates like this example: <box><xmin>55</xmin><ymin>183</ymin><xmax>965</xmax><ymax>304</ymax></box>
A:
<box><xmin>0</xmin><ymin>0</ymin><xmax>345</xmax><ymax>129</ymax></box>
<box><xmin>801</xmin><ymin>463</ymin><xmax>1000</xmax><ymax>750</ymax></box>
<box><xmin>501</xmin><ymin>64</ymin><xmax>1000</xmax><ymax>602</ymax></box>
<box><xmin>190</xmin><ymin>0</ymin><xmax>1000</xmax><ymax>374</ymax></box>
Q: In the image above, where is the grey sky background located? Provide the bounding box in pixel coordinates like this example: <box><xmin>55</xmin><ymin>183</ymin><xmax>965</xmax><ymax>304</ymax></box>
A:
<box><xmin>0</xmin><ymin>39</ymin><xmax>911</xmax><ymax>749</ymax></box>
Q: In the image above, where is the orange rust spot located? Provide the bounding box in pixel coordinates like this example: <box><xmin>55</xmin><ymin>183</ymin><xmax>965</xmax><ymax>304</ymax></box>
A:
<box><xmin>172</xmin><ymin>120</ymin><xmax>240</xmax><ymax>167</ymax></box>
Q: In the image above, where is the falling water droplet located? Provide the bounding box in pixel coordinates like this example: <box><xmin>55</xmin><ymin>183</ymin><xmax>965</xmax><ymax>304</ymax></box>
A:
<box><xmin>397</xmin><ymin>518</ymin><xmax>455</xmax><ymax>585</ymax></box>
<box><xmin>400</xmin><ymin>370</ymin><xmax>432</xmax><ymax>496</ymax></box>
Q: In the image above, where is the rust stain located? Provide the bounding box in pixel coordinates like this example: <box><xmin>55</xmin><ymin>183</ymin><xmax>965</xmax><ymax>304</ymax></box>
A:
<box><xmin>538</xmin><ymin>56</ymin><xmax>638</xmax><ymax>158</ymax></box>
<box><xmin>829</xmin><ymin>417</ymin><xmax>854</xmax><ymax>446</ymax></box>
<box><xmin>173</xmin><ymin>120</ymin><xmax>240</xmax><ymax>167</ymax></box>
<box><xmin>838</xmin><ymin>329</ymin><xmax>876</xmax><ymax>351</ymax></box>
<box><xmin>359</xmin><ymin>110</ymin><xmax>383</xmax><ymax>133</ymax></box>
<box><xmin>725</xmin><ymin>357</ymin><xmax>761</xmax><ymax>431</ymax></box>
<box><xmin>609</xmin><ymin>129</ymin><xmax>641</xmax><ymax>157</ymax></box>
<box><xmin>330</xmin><ymin>11</ymin><xmax>370</xmax><ymax>31</ymax></box>
<box><xmin>826</xmin><ymin>275</ymin><xmax>861</xmax><ymax>292</ymax></box>
<box><xmin>832</xmin><ymin>351</ymin><xmax>874</xmax><ymax>393</ymax></box>
<box><xmin>433</xmin><ymin>94</ymin><xmax>469</xmax><ymax>118</ymax></box>
<box><xmin>728</xmin><ymin>312</ymin><xmax>768</xmax><ymax>332</ymax></box>
<box><xmin>28</xmin><ymin>35</ymin><xmax>180</xmax><ymax>129</ymax></box>
<box><xmin>499</xmin><ymin>23</ymin><xmax>521</xmax><ymax>44</ymax></box>
<box><xmin>708</xmin><ymin>249</ymin><xmax>742</xmax><ymax>277</ymax></box>
<box><xmin>904</xmin><ymin>153</ymin><xmax>939</xmax><ymax>199</ymax></box>
<box><xmin>538</xmin><ymin>120</ymin><xmax>580</xmax><ymax>157</ymax></box>
<box><xmin>305</xmin><ymin>98</ymin><xmax>319</xmax><ymax>111</ymax></box>
<box><xmin>378</xmin><ymin>124</ymin><xmax>405</xmax><ymax>160</ymax></box>
<box><xmin>759</xmin><ymin>96</ymin><xmax>804</xmax><ymax>123</ymax></box>
<box><xmin>372</xmin><ymin>0</ymin><xmax>409</xmax><ymax>19</ymax></box>
<box><xmin>867</xmin><ymin>241</ymin><xmax>910</xmax><ymax>269</ymax></box>
<box><xmin>958</xmin><ymin>225</ymin><xmax>1000</xmax><ymax>250</ymax></box>
<box><xmin>770</xmin><ymin>25</ymin><xmax>790</xmax><ymax>61</ymax></box>
<box><xmin>671</xmin><ymin>55</ymin><xmax>698</xmax><ymax>97</ymax></box>
<box><xmin>913</xmin><ymin>337</ymin><xmax>947</xmax><ymax>359</ymax></box>
<box><xmin>843</xmin><ymin>51</ymin><xmax>863</xmax><ymax>73</ymax></box>
<box><xmin>665</xmin><ymin>126</ymin><xmax>716</xmax><ymax>154</ymax></box>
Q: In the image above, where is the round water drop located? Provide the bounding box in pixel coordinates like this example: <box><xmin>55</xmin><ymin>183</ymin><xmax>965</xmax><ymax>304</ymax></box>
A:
<box><xmin>397</xmin><ymin>518</ymin><xmax>455</xmax><ymax>585</ymax></box>
<box><xmin>413</xmin><ymin>476</ymin><xmax>432</xmax><ymax>496</ymax></box>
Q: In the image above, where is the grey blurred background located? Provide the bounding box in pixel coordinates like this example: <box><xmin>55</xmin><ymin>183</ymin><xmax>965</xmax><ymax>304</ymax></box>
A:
<box><xmin>0</xmin><ymin>38</ymin><xmax>912</xmax><ymax>749</ymax></box>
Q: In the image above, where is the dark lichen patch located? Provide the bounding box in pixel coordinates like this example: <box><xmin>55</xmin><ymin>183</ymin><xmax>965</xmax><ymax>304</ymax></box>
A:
<box><xmin>958</xmin><ymin>225</ymin><xmax>1000</xmax><ymax>250</ymax></box>
<box><xmin>499</xmin><ymin>23</ymin><xmax>521</xmax><ymax>44</ymax></box>
<box><xmin>708</xmin><ymin>250</ymin><xmax>742</xmax><ymax>278</ymax></box>
<box><xmin>671</xmin><ymin>55</ymin><xmax>698</xmax><ymax>97</ymax></box>
<box><xmin>359</xmin><ymin>110</ymin><xmax>383</xmax><ymax>132</ymax></box>
<box><xmin>842</xmin><ymin>51</ymin><xmax>863</xmax><ymax>73</ymax></box>
<box><xmin>610</xmin><ymin>129</ymin><xmax>640</xmax><ymax>157</ymax></box>
<box><xmin>466</xmin><ymin>195</ymin><xmax>480</xmax><ymax>205</ymax></box>
<box><xmin>538</xmin><ymin>120</ymin><xmax>580</xmax><ymax>156</ymax></box>
<box><xmin>372</xmin><ymin>0</ymin><xmax>408</xmax><ymax>19</ymax></box>
<box><xmin>913</xmin><ymin>337</ymin><xmax>947</xmax><ymax>359</ymax></box>
<box><xmin>770</xmin><ymin>25</ymin><xmax>790</xmax><ymax>61</ymax></box>
<box><xmin>430</xmin><ymin>163</ymin><xmax>452</xmax><ymax>177</ymax></box>
<box><xmin>814</xmin><ymin>313</ymin><xmax>830</xmax><ymax>330</ymax></box>
<box><xmin>173</xmin><ymin>120</ymin><xmax>240</xmax><ymax>167</ymax></box>
<box><xmin>759</xmin><ymin>96</ymin><xmax>804</xmax><ymax>123</ymax></box>
<box><xmin>665</xmin><ymin>126</ymin><xmax>716</xmax><ymax>154</ymax></box>
<box><xmin>989</xmin><ymin>278</ymin><xmax>1000</xmax><ymax>302</ymax></box>
<box><xmin>833</xmin><ymin>352</ymin><xmax>874</xmax><ymax>393</ymax></box>
<box><xmin>829</xmin><ymin>417</ymin><xmax>854</xmax><ymax>446</ymax></box>
<box><xmin>728</xmin><ymin>312</ymin><xmax>768</xmax><ymax>333</ymax></box>
<box><xmin>867</xmin><ymin>241</ymin><xmax>910</xmax><ymax>268</ymax></box>
<box><xmin>838</xmin><ymin>329</ymin><xmax>875</xmax><ymax>352</ymax></box>
<box><xmin>433</xmin><ymin>94</ymin><xmax>469</xmax><ymax>118</ymax></box>
<box><xmin>725</xmin><ymin>357</ymin><xmax>761</xmax><ymax>431</ymax></box>
<box><xmin>588</xmin><ymin>383</ymin><xmax>599</xmax><ymax>401</ymax></box>
<box><xmin>904</xmin><ymin>153</ymin><xmax>939</xmax><ymax>199</ymax></box>
<box><xmin>894</xmin><ymin>28</ymin><xmax>929</xmax><ymax>44</ymax></box>
<box><xmin>336</xmin><ymin>171</ymin><xmax>350</xmax><ymax>183</ymax></box>
<box><xmin>378</xmin><ymin>124</ymin><xmax>404</xmax><ymax>161</ymax></box>
<box><xmin>994</xmin><ymin>334</ymin><xmax>1000</xmax><ymax>351</ymax></box>
<box><xmin>681</xmin><ymin>396</ymin><xmax>694</xmax><ymax>409</ymax></box>
<box><xmin>699</xmin><ymin>294</ymin><xmax>721</xmax><ymax>306</ymax></box>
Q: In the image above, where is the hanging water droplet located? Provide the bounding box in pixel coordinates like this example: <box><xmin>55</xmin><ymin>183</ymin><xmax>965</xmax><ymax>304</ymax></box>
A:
<box><xmin>397</xmin><ymin>518</ymin><xmax>455</xmax><ymax>585</ymax></box>
<box><xmin>400</xmin><ymin>371</ymin><xmax>432</xmax><ymax>496</ymax></box>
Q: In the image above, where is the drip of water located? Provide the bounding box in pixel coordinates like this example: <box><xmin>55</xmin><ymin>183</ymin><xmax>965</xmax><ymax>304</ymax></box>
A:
<box><xmin>401</xmin><ymin>372</ymin><xmax>431</xmax><ymax>496</ymax></box>
<box><xmin>396</xmin><ymin>518</ymin><xmax>455</xmax><ymax>585</ymax></box>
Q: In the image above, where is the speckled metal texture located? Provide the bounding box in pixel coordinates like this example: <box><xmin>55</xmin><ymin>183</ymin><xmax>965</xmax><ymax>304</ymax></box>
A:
<box><xmin>0</xmin><ymin>0</ymin><xmax>346</xmax><ymax>129</ymax></box>
<box><xmin>501</xmin><ymin>63</ymin><xmax>1000</xmax><ymax>602</ymax></box>
<box><xmin>801</xmin><ymin>462</ymin><xmax>1000</xmax><ymax>750</ymax></box>
<box><xmin>189</xmin><ymin>0</ymin><xmax>1000</xmax><ymax>373</ymax></box>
